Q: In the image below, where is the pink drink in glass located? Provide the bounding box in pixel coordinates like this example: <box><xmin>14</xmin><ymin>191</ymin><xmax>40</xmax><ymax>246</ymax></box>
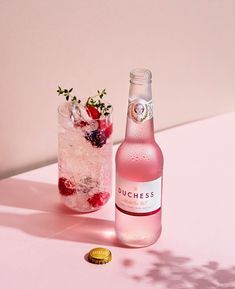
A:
<box><xmin>58</xmin><ymin>100</ymin><xmax>112</xmax><ymax>212</ymax></box>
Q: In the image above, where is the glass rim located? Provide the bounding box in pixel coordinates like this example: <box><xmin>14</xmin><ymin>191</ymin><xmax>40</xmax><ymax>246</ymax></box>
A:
<box><xmin>58</xmin><ymin>100</ymin><xmax>113</xmax><ymax>121</ymax></box>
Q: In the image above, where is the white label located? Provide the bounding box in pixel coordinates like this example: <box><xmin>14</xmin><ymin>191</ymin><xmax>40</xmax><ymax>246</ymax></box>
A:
<box><xmin>116</xmin><ymin>175</ymin><xmax>162</xmax><ymax>215</ymax></box>
<box><xmin>128</xmin><ymin>98</ymin><xmax>153</xmax><ymax>123</ymax></box>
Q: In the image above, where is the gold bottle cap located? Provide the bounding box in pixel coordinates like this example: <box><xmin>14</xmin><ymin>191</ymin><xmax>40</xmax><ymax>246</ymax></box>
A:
<box><xmin>88</xmin><ymin>247</ymin><xmax>112</xmax><ymax>264</ymax></box>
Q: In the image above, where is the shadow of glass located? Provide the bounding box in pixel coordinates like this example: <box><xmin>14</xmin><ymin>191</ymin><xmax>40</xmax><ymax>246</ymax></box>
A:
<box><xmin>0</xmin><ymin>178</ymin><xmax>71</xmax><ymax>214</ymax></box>
<box><xmin>0</xmin><ymin>211</ymin><xmax>123</xmax><ymax>247</ymax></box>
<box><xmin>0</xmin><ymin>178</ymin><xmax>124</xmax><ymax>247</ymax></box>
<box><xmin>122</xmin><ymin>250</ymin><xmax>235</xmax><ymax>289</ymax></box>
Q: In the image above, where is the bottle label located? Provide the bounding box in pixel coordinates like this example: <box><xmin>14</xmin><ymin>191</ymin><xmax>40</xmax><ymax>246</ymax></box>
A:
<box><xmin>116</xmin><ymin>175</ymin><xmax>162</xmax><ymax>216</ymax></box>
<box><xmin>128</xmin><ymin>98</ymin><xmax>153</xmax><ymax>123</ymax></box>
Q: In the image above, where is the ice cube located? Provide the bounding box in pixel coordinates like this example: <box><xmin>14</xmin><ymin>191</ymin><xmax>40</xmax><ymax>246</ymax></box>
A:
<box><xmin>70</xmin><ymin>104</ymin><xmax>82</xmax><ymax>124</ymax></box>
<box><xmin>76</xmin><ymin>176</ymin><xmax>99</xmax><ymax>195</ymax></box>
<box><xmin>83</xmin><ymin>176</ymin><xmax>98</xmax><ymax>187</ymax></box>
<box><xmin>79</xmin><ymin>105</ymin><xmax>93</xmax><ymax>123</ymax></box>
<box><xmin>70</xmin><ymin>103</ymin><xmax>100</xmax><ymax>131</ymax></box>
<box><xmin>84</xmin><ymin>120</ymin><xmax>99</xmax><ymax>133</ymax></box>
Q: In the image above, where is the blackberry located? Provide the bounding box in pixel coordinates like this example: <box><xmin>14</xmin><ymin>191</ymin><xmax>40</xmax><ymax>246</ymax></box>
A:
<box><xmin>85</xmin><ymin>129</ymin><xmax>107</xmax><ymax>148</ymax></box>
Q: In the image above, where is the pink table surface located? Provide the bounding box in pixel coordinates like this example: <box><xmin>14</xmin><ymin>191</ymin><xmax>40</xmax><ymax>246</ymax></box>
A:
<box><xmin>0</xmin><ymin>112</ymin><xmax>235</xmax><ymax>289</ymax></box>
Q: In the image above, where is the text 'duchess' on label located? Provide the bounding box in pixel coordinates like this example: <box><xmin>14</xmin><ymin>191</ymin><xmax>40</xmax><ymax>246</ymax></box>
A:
<box><xmin>116</xmin><ymin>175</ymin><xmax>162</xmax><ymax>216</ymax></box>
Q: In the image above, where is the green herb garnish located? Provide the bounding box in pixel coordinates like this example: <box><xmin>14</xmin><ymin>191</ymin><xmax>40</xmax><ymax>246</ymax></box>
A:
<box><xmin>57</xmin><ymin>86</ymin><xmax>111</xmax><ymax>117</ymax></box>
<box><xmin>57</xmin><ymin>86</ymin><xmax>81</xmax><ymax>104</ymax></box>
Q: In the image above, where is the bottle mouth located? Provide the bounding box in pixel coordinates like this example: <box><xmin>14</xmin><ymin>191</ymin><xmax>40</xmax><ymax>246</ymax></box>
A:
<box><xmin>130</xmin><ymin>68</ymin><xmax>152</xmax><ymax>84</ymax></box>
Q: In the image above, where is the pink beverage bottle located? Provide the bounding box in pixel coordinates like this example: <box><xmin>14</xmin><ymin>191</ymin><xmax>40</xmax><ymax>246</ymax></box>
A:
<box><xmin>115</xmin><ymin>68</ymin><xmax>164</xmax><ymax>247</ymax></box>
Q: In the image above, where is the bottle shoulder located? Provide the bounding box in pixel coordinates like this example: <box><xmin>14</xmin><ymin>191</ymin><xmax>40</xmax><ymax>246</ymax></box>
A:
<box><xmin>116</xmin><ymin>140</ymin><xmax>163</xmax><ymax>158</ymax></box>
<box><xmin>115</xmin><ymin>140</ymin><xmax>163</xmax><ymax>181</ymax></box>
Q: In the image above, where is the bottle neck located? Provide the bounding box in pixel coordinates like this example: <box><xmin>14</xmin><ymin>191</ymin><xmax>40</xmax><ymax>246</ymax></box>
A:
<box><xmin>125</xmin><ymin>82</ymin><xmax>155</xmax><ymax>142</ymax></box>
<box><xmin>129</xmin><ymin>81</ymin><xmax>152</xmax><ymax>101</ymax></box>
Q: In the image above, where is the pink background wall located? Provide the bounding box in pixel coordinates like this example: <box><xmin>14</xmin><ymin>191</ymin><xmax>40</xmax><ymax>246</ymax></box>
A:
<box><xmin>0</xmin><ymin>0</ymin><xmax>235</xmax><ymax>178</ymax></box>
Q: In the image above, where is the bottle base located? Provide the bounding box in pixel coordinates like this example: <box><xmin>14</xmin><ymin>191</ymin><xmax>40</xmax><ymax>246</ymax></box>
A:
<box><xmin>115</xmin><ymin>226</ymin><xmax>162</xmax><ymax>248</ymax></box>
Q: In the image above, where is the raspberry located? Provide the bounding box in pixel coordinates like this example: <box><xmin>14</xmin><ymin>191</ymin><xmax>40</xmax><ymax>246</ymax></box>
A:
<box><xmin>104</xmin><ymin>124</ymin><xmax>112</xmax><ymax>138</ymax></box>
<box><xmin>85</xmin><ymin>129</ymin><xmax>106</xmax><ymax>148</ymax></box>
<box><xmin>58</xmin><ymin>177</ymin><xmax>76</xmax><ymax>196</ymax></box>
<box><xmin>99</xmin><ymin>120</ymin><xmax>113</xmax><ymax>139</ymax></box>
<box><xmin>74</xmin><ymin>120</ymin><xmax>89</xmax><ymax>128</ymax></box>
<box><xmin>88</xmin><ymin>192</ymin><xmax>110</xmax><ymax>208</ymax></box>
<box><xmin>86</xmin><ymin>106</ymin><xmax>101</xmax><ymax>119</ymax></box>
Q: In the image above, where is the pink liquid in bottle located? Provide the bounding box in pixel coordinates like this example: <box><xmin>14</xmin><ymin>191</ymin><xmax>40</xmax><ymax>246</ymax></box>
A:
<box><xmin>115</xmin><ymin>68</ymin><xmax>164</xmax><ymax>247</ymax></box>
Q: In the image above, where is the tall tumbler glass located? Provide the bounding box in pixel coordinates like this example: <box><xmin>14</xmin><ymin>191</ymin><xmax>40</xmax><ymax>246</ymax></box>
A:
<box><xmin>58</xmin><ymin>101</ymin><xmax>112</xmax><ymax>212</ymax></box>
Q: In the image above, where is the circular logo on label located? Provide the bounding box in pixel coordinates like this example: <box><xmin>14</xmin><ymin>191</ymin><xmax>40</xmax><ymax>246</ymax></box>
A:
<box><xmin>128</xmin><ymin>98</ymin><xmax>152</xmax><ymax>123</ymax></box>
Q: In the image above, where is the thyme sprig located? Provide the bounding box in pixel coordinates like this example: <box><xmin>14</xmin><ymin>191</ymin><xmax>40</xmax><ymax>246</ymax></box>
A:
<box><xmin>57</xmin><ymin>86</ymin><xmax>111</xmax><ymax>116</ymax></box>
<box><xmin>57</xmin><ymin>86</ymin><xmax>81</xmax><ymax>103</ymax></box>
<box><xmin>86</xmin><ymin>89</ymin><xmax>111</xmax><ymax>116</ymax></box>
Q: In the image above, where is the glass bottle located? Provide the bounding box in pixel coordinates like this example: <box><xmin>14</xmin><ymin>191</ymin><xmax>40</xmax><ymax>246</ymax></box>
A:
<box><xmin>115</xmin><ymin>68</ymin><xmax>163</xmax><ymax>247</ymax></box>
